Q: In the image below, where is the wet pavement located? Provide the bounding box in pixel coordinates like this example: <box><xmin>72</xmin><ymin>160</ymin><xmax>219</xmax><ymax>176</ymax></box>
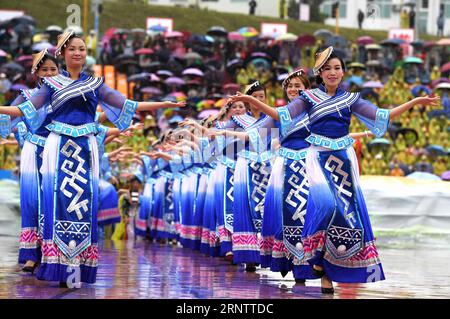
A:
<box><xmin>1</xmin><ymin>235</ymin><xmax>450</xmax><ymax>299</ymax></box>
<box><xmin>1</xmin><ymin>180</ymin><xmax>450</xmax><ymax>299</ymax></box>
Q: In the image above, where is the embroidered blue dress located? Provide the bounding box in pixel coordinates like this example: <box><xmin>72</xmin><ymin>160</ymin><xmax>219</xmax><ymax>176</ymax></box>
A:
<box><xmin>258</xmin><ymin>107</ymin><xmax>317</xmax><ymax>280</ymax></box>
<box><xmin>0</xmin><ymin>87</ymin><xmax>46</xmax><ymax>264</ymax></box>
<box><xmin>135</xmin><ymin>155</ymin><xmax>156</xmax><ymax>238</ymax></box>
<box><xmin>15</xmin><ymin>72</ymin><xmax>138</xmax><ymax>284</ymax></box>
<box><xmin>283</xmin><ymin>85</ymin><xmax>389</xmax><ymax>283</ymax></box>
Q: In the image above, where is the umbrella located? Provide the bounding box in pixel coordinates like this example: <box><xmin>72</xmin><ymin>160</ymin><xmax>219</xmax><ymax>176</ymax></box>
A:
<box><xmin>32</xmin><ymin>42</ymin><xmax>54</xmax><ymax>52</ymax></box>
<box><xmin>228</xmin><ymin>31</ymin><xmax>245</xmax><ymax>41</ymax></box>
<box><xmin>149</xmin><ymin>73</ymin><xmax>161</xmax><ymax>82</ymax></box>
<box><xmin>249</xmin><ymin>52</ymin><xmax>272</xmax><ymax>60</ymax></box>
<box><xmin>313</xmin><ymin>29</ymin><xmax>333</xmax><ymax>38</ymax></box>
<box><xmin>45</xmin><ymin>25</ymin><xmax>63</xmax><ymax>33</ymax></box>
<box><xmin>182</xmin><ymin>52</ymin><xmax>202</xmax><ymax>60</ymax></box>
<box><xmin>380</xmin><ymin>38</ymin><xmax>405</xmax><ymax>46</ymax></box>
<box><xmin>16</xmin><ymin>55</ymin><xmax>33</xmax><ymax>63</ymax></box>
<box><xmin>411</xmin><ymin>85</ymin><xmax>432</xmax><ymax>97</ymax></box>
<box><xmin>426</xmin><ymin>144</ymin><xmax>447</xmax><ymax>156</ymax></box>
<box><xmin>135</xmin><ymin>48</ymin><xmax>154</xmax><ymax>55</ymax></box>
<box><xmin>0</xmin><ymin>62</ymin><xmax>25</xmax><ymax>73</ymax></box>
<box><xmin>198</xmin><ymin>109</ymin><xmax>219</xmax><ymax>119</ymax></box>
<box><xmin>157</xmin><ymin>70</ymin><xmax>174</xmax><ymax>77</ymax></box>
<box><xmin>182</xmin><ymin>68</ymin><xmax>204</xmax><ymax>77</ymax></box>
<box><xmin>277</xmin><ymin>73</ymin><xmax>289</xmax><ymax>82</ymax></box>
<box><xmin>196</xmin><ymin>99</ymin><xmax>215</xmax><ymax>109</ymax></box>
<box><xmin>435</xmin><ymin>82</ymin><xmax>450</xmax><ymax>90</ymax></box>
<box><xmin>366</xmin><ymin>60</ymin><xmax>381</xmax><ymax>67</ymax></box>
<box><xmin>128</xmin><ymin>72</ymin><xmax>152</xmax><ymax>82</ymax></box>
<box><xmin>238</xmin><ymin>27</ymin><xmax>259</xmax><ymax>38</ymax></box>
<box><xmin>403</xmin><ymin>56</ymin><xmax>423</xmax><ymax>64</ymax></box>
<box><xmin>441</xmin><ymin>171</ymin><xmax>450</xmax><ymax>181</ymax></box>
<box><xmin>276</xmin><ymin>33</ymin><xmax>298</xmax><ymax>42</ymax></box>
<box><xmin>365</xmin><ymin>44</ymin><xmax>382</xmax><ymax>50</ymax></box>
<box><xmin>223</xmin><ymin>83</ymin><xmax>239</xmax><ymax>92</ymax></box>
<box><xmin>165</xmin><ymin>31</ymin><xmax>183</xmax><ymax>39</ymax></box>
<box><xmin>440</xmin><ymin>62</ymin><xmax>450</xmax><ymax>74</ymax></box>
<box><xmin>167</xmin><ymin>92</ymin><xmax>187</xmax><ymax>101</ymax></box>
<box><xmin>250</xmin><ymin>58</ymin><xmax>270</xmax><ymax>69</ymax></box>
<box><xmin>165</xmin><ymin>77</ymin><xmax>185</xmax><ymax>86</ymax></box>
<box><xmin>297</xmin><ymin>34</ymin><xmax>316</xmax><ymax>46</ymax></box>
<box><xmin>430</xmin><ymin>78</ymin><xmax>449</xmax><ymax>88</ymax></box>
<box><xmin>348</xmin><ymin>62</ymin><xmax>366</xmax><ymax>69</ymax></box>
<box><xmin>226</xmin><ymin>58</ymin><xmax>244</xmax><ymax>72</ymax></box>
<box><xmin>367</xmin><ymin>138</ymin><xmax>391</xmax><ymax>153</ymax></box>
<box><xmin>10</xmin><ymin>83</ymin><xmax>29</xmax><ymax>91</ymax></box>
<box><xmin>0</xmin><ymin>49</ymin><xmax>7</xmax><ymax>57</ymax></box>
<box><xmin>406</xmin><ymin>172</ymin><xmax>441</xmax><ymax>181</ymax></box>
<box><xmin>410</xmin><ymin>40</ymin><xmax>425</xmax><ymax>49</ymax></box>
<box><xmin>214</xmin><ymin>98</ymin><xmax>227</xmax><ymax>108</ymax></box>
<box><xmin>357</xmin><ymin>36</ymin><xmax>374</xmax><ymax>46</ymax></box>
<box><xmin>347</xmin><ymin>75</ymin><xmax>364</xmax><ymax>86</ymax></box>
<box><xmin>363</xmin><ymin>81</ymin><xmax>384</xmax><ymax>89</ymax></box>
<box><xmin>436</xmin><ymin>38</ymin><xmax>450</xmax><ymax>46</ymax></box>
<box><xmin>207</xmin><ymin>26</ymin><xmax>228</xmax><ymax>37</ymax></box>
<box><xmin>11</xmin><ymin>15</ymin><xmax>36</xmax><ymax>26</ymax></box>
<box><xmin>131</xmin><ymin>28</ymin><xmax>146</xmax><ymax>34</ymax></box>
<box><xmin>395</xmin><ymin>128</ymin><xmax>418</xmax><ymax>144</ymax></box>
<box><xmin>141</xmin><ymin>87</ymin><xmax>163</xmax><ymax>95</ymax></box>
<box><xmin>326</xmin><ymin>35</ymin><xmax>348</xmax><ymax>48</ymax></box>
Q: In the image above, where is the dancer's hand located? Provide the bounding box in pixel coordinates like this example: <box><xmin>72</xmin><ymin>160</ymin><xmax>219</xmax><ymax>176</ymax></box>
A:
<box><xmin>415</xmin><ymin>95</ymin><xmax>440</xmax><ymax>107</ymax></box>
<box><xmin>228</xmin><ymin>91</ymin><xmax>253</xmax><ymax>104</ymax></box>
<box><xmin>164</xmin><ymin>100</ymin><xmax>187</xmax><ymax>108</ymax></box>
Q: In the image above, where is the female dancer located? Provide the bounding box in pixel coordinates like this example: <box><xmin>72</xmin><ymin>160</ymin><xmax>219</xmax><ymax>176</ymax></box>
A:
<box><xmin>0</xmin><ymin>50</ymin><xmax>59</xmax><ymax>273</ymax></box>
<box><xmin>0</xmin><ymin>31</ymin><xmax>184</xmax><ymax>287</ymax></box>
<box><xmin>230</xmin><ymin>46</ymin><xmax>439</xmax><ymax>293</ymax></box>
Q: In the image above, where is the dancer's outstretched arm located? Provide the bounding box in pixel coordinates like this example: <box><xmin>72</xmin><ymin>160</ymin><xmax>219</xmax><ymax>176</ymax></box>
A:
<box><xmin>389</xmin><ymin>96</ymin><xmax>440</xmax><ymax>119</ymax></box>
<box><xmin>228</xmin><ymin>92</ymin><xmax>279</xmax><ymax>120</ymax></box>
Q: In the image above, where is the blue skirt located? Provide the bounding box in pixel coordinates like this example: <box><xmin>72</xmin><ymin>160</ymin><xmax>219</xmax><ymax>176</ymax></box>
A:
<box><xmin>135</xmin><ymin>180</ymin><xmax>154</xmax><ymax>238</ymax></box>
<box><xmin>18</xmin><ymin>141</ymin><xmax>43</xmax><ymax>264</ymax></box>
<box><xmin>98</xmin><ymin>179</ymin><xmax>120</xmax><ymax>227</ymax></box>
<box><xmin>302</xmin><ymin>146</ymin><xmax>385</xmax><ymax>283</ymax></box>
<box><xmin>37</xmin><ymin>133</ymin><xmax>98</xmax><ymax>284</ymax></box>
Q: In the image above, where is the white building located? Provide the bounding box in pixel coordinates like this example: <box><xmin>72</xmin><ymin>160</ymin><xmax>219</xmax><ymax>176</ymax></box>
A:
<box><xmin>147</xmin><ymin>0</ymin><xmax>280</xmax><ymax>18</ymax></box>
<box><xmin>321</xmin><ymin>0</ymin><xmax>450</xmax><ymax>37</ymax></box>
<box><xmin>147</xmin><ymin>0</ymin><xmax>450</xmax><ymax>37</ymax></box>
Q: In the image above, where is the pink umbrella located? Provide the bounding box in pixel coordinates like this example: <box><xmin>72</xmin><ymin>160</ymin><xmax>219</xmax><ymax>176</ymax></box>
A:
<box><xmin>228</xmin><ymin>31</ymin><xmax>245</xmax><ymax>42</ymax></box>
<box><xmin>165</xmin><ymin>31</ymin><xmax>183</xmax><ymax>39</ymax></box>
<box><xmin>157</xmin><ymin>70</ymin><xmax>174</xmax><ymax>78</ymax></box>
<box><xmin>440</xmin><ymin>62</ymin><xmax>450</xmax><ymax>73</ymax></box>
<box><xmin>135</xmin><ymin>48</ymin><xmax>154</xmax><ymax>55</ymax></box>
<box><xmin>363</xmin><ymin>81</ymin><xmax>384</xmax><ymax>89</ymax></box>
<box><xmin>168</xmin><ymin>92</ymin><xmax>187</xmax><ymax>101</ymax></box>
<box><xmin>357</xmin><ymin>36</ymin><xmax>374</xmax><ymax>46</ymax></box>
<box><xmin>141</xmin><ymin>87</ymin><xmax>163</xmax><ymax>95</ymax></box>
<box><xmin>0</xmin><ymin>49</ymin><xmax>7</xmax><ymax>57</ymax></box>
<box><xmin>165</xmin><ymin>77</ymin><xmax>185</xmax><ymax>86</ymax></box>
<box><xmin>149</xmin><ymin>73</ymin><xmax>161</xmax><ymax>82</ymax></box>
<box><xmin>198</xmin><ymin>109</ymin><xmax>219</xmax><ymax>119</ymax></box>
<box><xmin>16</xmin><ymin>55</ymin><xmax>33</xmax><ymax>63</ymax></box>
<box><xmin>182</xmin><ymin>68</ymin><xmax>204</xmax><ymax>77</ymax></box>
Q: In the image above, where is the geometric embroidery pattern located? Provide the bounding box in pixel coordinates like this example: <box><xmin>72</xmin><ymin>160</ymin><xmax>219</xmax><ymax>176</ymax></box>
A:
<box><xmin>60</xmin><ymin>139</ymin><xmax>89</xmax><ymax>221</ymax></box>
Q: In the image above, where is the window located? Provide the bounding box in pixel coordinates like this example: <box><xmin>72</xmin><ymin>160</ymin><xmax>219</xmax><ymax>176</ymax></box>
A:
<box><xmin>321</xmin><ymin>0</ymin><xmax>347</xmax><ymax>18</ymax></box>
<box><xmin>445</xmin><ymin>0</ymin><xmax>450</xmax><ymax>19</ymax></box>
<box><xmin>421</xmin><ymin>0</ymin><xmax>429</xmax><ymax>9</ymax></box>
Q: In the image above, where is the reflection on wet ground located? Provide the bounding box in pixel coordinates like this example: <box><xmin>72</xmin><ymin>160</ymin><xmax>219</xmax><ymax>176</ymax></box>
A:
<box><xmin>1</xmin><ymin>235</ymin><xmax>449</xmax><ymax>299</ymax></box>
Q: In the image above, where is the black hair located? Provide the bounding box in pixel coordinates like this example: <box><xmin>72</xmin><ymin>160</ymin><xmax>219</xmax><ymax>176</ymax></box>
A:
<box><xmin>315</xmin><ymin>51</ymin><xmax>346</xmax><ymax>86</ymax></box>
<box><xmin>60</xmin><ymin>34</ymin><xmax>86</xmax><ymax>55</ymax></box>
<box><xmin>37</xmin><ymin>54</ymin><xmax>59</xmax><ymax>72</ymax></box>
<box><xmin>245</xmin><ymin>81</ymin><xmax>266</xmax><ymax>96</ymax></box>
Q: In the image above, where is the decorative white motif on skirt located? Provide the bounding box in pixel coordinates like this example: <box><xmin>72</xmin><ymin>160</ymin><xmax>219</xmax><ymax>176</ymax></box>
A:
<box><xmin>323</xmin><ymin>155</ymin><xmax>357</xmax><ymax>228</ymax></box>
<box><xmin>60</xmin><ymin>139</ymin><xmax>89</xmax><ymax>220</ymax></box>
<box><xmin>249</xmin><ymin>161</ymin><xmax>270</xmax><ymax>215</ymax></box>
<box><xmin>285</xmin><ymin>160</ymin><xmax>308</xmax><ymax>225</ymax></box>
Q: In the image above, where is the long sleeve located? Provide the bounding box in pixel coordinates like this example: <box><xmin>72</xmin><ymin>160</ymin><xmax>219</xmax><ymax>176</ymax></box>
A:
<box><xmin>16</xmin><ymin>85</ymin><xmax>52</xmax><ymax>132</ymax></box>
<box><xmin>351</xmin><ymin>98</ymin><xmax>390</xmax><ymax>138</ymax></box>
<box><xmin>246</xmin><ymin>115</ymin><xmax>278</xmax><ymax>153</ymax></box>
<box><xmin>98</xmin><ymin>84</ymin><xmax>137</xmax><ymax>131</ymax></box>
<box><xmin>283</xmin><ymin>96</ymin><xmax>310</xmax><ymax>122</ymax></box>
